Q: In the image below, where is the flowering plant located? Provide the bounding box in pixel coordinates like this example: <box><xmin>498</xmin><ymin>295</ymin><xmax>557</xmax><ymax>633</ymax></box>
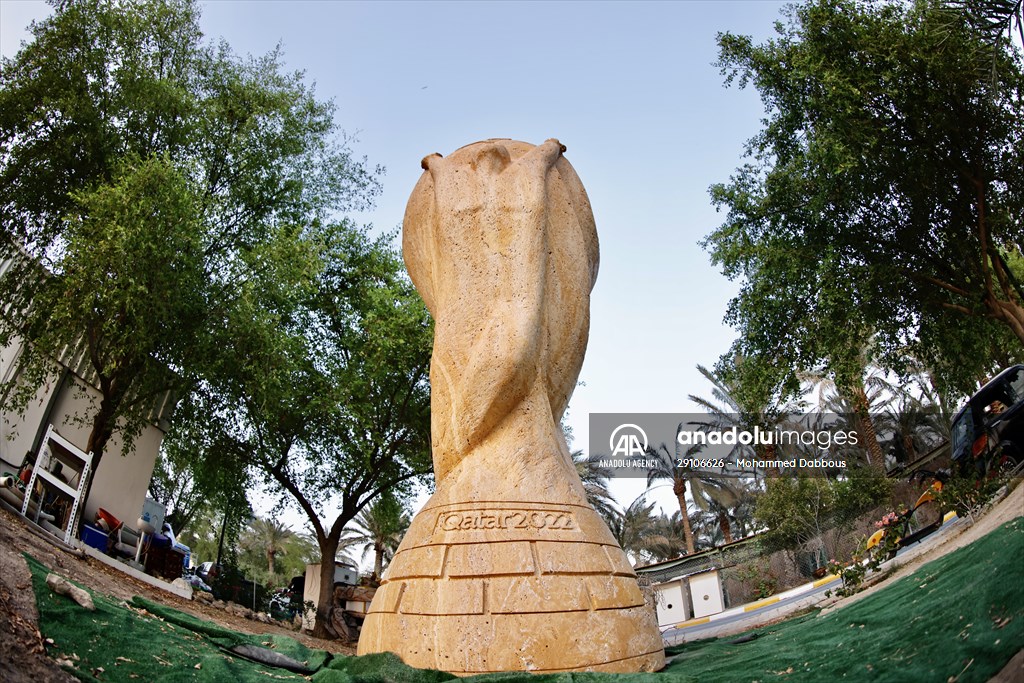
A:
<box><xmin>874</xmin><ymin>511</ymin><xmax>901</xmax><ymax>528</ymax></box>
<box><xmin>825</xmin><ymin>513</ymin><xmax>907</xmax><ymax>599</ymax></box>
<box><xmin>824</xmin><ymin>540</ymin><xmax>870</xmax><ymax>598</ymax></box>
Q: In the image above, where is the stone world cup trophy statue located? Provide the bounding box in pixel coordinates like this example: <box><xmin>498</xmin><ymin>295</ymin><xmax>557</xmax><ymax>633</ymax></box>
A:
<box><xmin>357</xmin><ymin>139</ymin><xmax>665</xmax><ymax>673</ymax></box>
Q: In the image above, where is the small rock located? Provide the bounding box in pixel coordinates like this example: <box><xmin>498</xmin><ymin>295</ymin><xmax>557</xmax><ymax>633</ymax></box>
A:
<box><xmin>225</xmin><ymin>602</ymin><xmax>253</xmax><ymax>619</ymax></box>
<box><xmin>170</xmin><ymin>578</ymin><xmax>194</xmax><ymax>599</ymax></box>
<box><xmin>194</xmin><ymin>590</ymin><xmax>214</xmax><ymax>604</ymax></box>
<box><xmin>45</xmin><ymin>573</ymin><xmax>95</xmax><ymax>611</ymax></box>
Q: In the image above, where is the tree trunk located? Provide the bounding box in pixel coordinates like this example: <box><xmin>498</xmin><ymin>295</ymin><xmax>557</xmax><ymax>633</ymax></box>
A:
<box><xmin>989</xmin><ymin>294</ymin><xmax>1024</xmax><ymax>343</ymax></box>
<box><xmin>674</xmin><ymin>478</ymin><xmax>695</xmax><ymax>555</ymax></box>
<box><xmin>216</xmin><ymin>511</ymin><xmax>229</xmax><ymax>566</ymax></box>
<box><xmin>849</xmin><ymin>384</ymin><xmax>884</xmax><ymax>468</ymax></box>
<box><xmin>902</xmin><ymin>433</ymin><xmax>917</xmax><ymax>463</ymax></box>
<box><xmin>75</xmin><ymin>398</ymin><xmax>117</xmax><ymax>532</ymax></box>
<box><xmin>312</xmin><ymin>534</ymin><xmax>340</xmax><ymax>639</ymax></box>
<box><xmin>757</xmin><ymin>442</ymin><xmax>781</xmax><ymax>476</ymax></box>
<box><xmin>373</xmin><ymin>544</ymin><xmax>384</xmax><ymax>582</ymax></box>
<box><xmin>977</xmin><ymin>180</ymin><xmax>1024</xmax><ymax>345</ymax></box>
<box><xmin>718</xmin><ymin>510</ymin><xmax>733</xmax><ymax>544</ymax></box>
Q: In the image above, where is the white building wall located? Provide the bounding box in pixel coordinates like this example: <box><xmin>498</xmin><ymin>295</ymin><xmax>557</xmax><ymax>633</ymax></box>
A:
<box><xmin>78</xmin><ymin>407</ymin><xmax>163</xmax><ymax>530</ymax></box>
<box><xmin>0</xmin><ymin>347</ymin><xmax>61</xmax><ymax>475</ymax></box>
<box><xmin>1</xmin><ymin>336</ymin><xmax>164</xmax><ymax>533</ymax></box>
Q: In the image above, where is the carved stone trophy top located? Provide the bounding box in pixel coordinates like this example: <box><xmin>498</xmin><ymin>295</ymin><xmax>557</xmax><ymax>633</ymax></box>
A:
<box><xmin>403</xmin><ymin>138</ymin><xmax>596</xmax><ymax>504</ymax></box>
<box><xmin>357</xmin><ymin>139</ymin><xmax>665</xmax><ymax>674</ymax></box>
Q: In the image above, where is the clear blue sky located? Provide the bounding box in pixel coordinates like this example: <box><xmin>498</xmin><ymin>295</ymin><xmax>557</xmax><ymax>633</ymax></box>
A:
<box><xmin>1</xmin><ymin>0</ymin><xmax>787</xmax><ymax>518</ymax></box>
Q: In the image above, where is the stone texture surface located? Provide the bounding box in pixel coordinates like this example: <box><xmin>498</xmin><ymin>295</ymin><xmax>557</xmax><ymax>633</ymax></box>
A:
<box><xmin>356</xmin><ymin>139</ymin><xmax>665</xmax><ymax>673</ymax></box>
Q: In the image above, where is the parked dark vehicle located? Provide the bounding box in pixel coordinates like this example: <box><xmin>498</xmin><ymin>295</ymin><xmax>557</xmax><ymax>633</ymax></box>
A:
<box><xmin>206</xmin><ymin>564</ymin><xmax>264</xmax><ymax>608</ymax></box>
<box><xmin>196</xmin><ymin>561</ymin><xmax>221</xmax><ymax>585</ymax></box>
<box><xmin>951</xmin><ymin>365</ymin><xmax>1024</xmax><ymax>478</ymax></box>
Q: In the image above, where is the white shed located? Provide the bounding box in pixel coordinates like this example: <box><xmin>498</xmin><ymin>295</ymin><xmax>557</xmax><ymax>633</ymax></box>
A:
<box><xmin>654</xmin><ymin>577</ymin><xmax>690</xmax><ymax>627</ymax></box>
<box><xmin>689</xmin><ymin>568</ymin><xmax>725</xmax><ymax>618</ymax></box>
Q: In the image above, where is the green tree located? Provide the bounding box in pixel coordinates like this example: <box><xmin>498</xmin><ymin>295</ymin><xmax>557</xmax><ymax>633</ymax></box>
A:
<box><xmin>175</xmin><ymin>495</ymin><xmax>252</xmax><ymax>571</ymax></box>
<box><xmin>196</xmin><ymin>226</ymin><xmax>433</xmax><ymax>638</ymax></box>
<box><xmin>343</xmin><ymin>493</ymin><xmax>411</xmax><ymax>582</ymax></box>
<box><xmin>148</xmin><ymin>393</ymin><xmax>252</xmax><ymax>535</ymax></box>
<box><xmin>705</xmin><ymin>0</ymin><xmax>1024</xmax><ymax>400</ymax></box>
<box><xmin>754</xmin><ymin>470</ymin><xmax>892</xmax><ymax>558</ymax></box>
<box><xmin>175</xmin><ymin>502</ymin><xmax>224</xmax><ymax>569</ymax></box>
<box><xmin>0</xmin><ymin>0</ymin><xmax>377</xmax><ymax>514</ymax></box>
<box><xmin>607</xmin><ymin>494</ymin><xmax>661</xmax><ymax>567</ymax></box>
<box><xmin>237</xmin><ymin>525</ymin><xmax>320</xmax><ymax>588</ymax></box>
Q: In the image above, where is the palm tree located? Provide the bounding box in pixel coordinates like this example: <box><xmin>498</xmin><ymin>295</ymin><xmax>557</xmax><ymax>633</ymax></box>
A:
<box><xmin>801</xmin><ymin>343</ymin><xmax>900</xmax><ymax>469</ymax></box>
<box><xmin>243</xmin><ymin>517</ymin><xmax>295</xmax><ymax>576</ymax></box>
<box><xmin>645</xmin><ymin>440</ymin><xmax>696</xmax><ymax>555</ymax></box>
<box><xmin>281</xmin><ymin>530</ymin><xmax>319</xmax><ymax>569</ymax></box>
<box><xmin>344</xmin><ymin>494</ymin><xmax>411</xmax><ymax>581</ymax></box>
<box><xmin>645</xmin><ymin>430</ymin><xmax>754</xmax><ymax>554</ymax></box>
<box><xmin>642</xmin><ymin>511</ymin><xmax>683</xmax><ymax>562</ymax></box>
<box><xmin>643</xmin><ymin>510</ymin><xmax>721</xmax><ymax>560</ymax></box>
<box><xmin>941</xmin><ymin>0</ymin><xmax>1024</xmax><ymax>78</ymax></box>
<box><xmin>572</xmin><ymin>450</ymin><xmax>619</xmax><ymax>527</ymax></box>
<box><xmin>723</xmin><ymin>479</ymin><xmax>760</xmax><ymax>539</ymax></box>
<box><xmin>644</xmin><ymin>361</ymin><xmax>804</xmax><ymax>554</ymax></box>
<box><xmin>647</xmin><ymin>435</ymin><xmax>742</xmax><ymax>555</ymax></box>
<box><xmin>881</xmin><ymin>384</ymin><xmax>949</xmax><ymax>465</ymax></box>
<box><xmin>606</xmin><ymin>494</ymin><xmax>660</xmax><ymax>566</ymax></box>
<box><xmin>688</xmin><ymin>362</ymin><xmax>806</xmax><ymax>476</ymax></box>
<box><xmin>690</xmin><ymin>508</ymin><xmax>727</xmax><ymax>550</ymax></box>
<box><xmin>689</xmin><ymin>479</ymin><xmax>746</xmax><ymax>544</ymax></box>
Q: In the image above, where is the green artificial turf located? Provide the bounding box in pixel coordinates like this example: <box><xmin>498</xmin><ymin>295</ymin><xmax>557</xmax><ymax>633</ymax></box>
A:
<box><xmin>311</xmin><ymin>517</ymin><xmax>1024</xmax><ymax>683</ymax></box>
<box><xmin>651</xmin><ymin>516</ymin><xmax>1023</xmax><ymax>682</ymax></box>
<box><xmin>25</xmin><ymin>553</ymin><xmax>328</xmax><ymax>682</ymax></box>
<box><xmin>27</xmin><ymin>517</ymin><xmax>1024</xmax><ymax>682</ymax></box>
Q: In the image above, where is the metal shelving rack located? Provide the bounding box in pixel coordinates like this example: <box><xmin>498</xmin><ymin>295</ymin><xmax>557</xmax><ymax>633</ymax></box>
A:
<box><xmin>20</xmin><ymin>425</ymin><xmax>93</xmax><ymax>544</ymax></box>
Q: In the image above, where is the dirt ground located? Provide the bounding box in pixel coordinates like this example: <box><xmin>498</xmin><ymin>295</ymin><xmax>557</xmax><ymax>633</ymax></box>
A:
<box><xmin>0</xmin><ymin>506</ymin><xmax>355</xmax><ymax>682</ymax></box>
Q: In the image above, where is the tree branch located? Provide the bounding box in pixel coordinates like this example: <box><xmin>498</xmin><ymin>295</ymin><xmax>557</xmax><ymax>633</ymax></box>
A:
<box><xmin>270</xmin><ymin>455</ymin><xmax>326</xmax><ymax>545</ymax></box>
<box><xmin>903</xmin><ymin>269</ymin><xmax>972</xmax><ymax>298</ymax></box>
